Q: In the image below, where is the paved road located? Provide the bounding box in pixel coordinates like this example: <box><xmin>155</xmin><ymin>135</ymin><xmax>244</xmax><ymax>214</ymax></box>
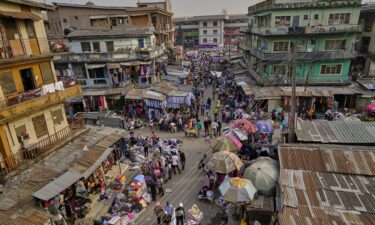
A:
<box><xmin>134</xmin><ymin>85</ymin><xmax>238</xmax><ymax>225</ymax></box>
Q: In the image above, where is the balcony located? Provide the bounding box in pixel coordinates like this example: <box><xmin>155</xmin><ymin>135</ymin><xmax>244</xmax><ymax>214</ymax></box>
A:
<box><xmin>249</xmin><ymin>48</ymin><xmax>356</xmax><ymax>61</ymax></box>
<box><xmin>0</xmin><ymin>118</ymin><xmax>85</xmax><ymax>178</ymax></box>
<box><xmin>53</xmin><ymin>45</ymin><xmax>166</xmax><ymax>63</ymax></box>
<box><xmin>0</xmin><ymin>84</ymin><xmax>82</xmax><ymax>122</ymax></box>
<box><xmin>258</xmin><ymin>75</ymin><xmax>351</xmax><ymax>86</ymax></box>
<box><xmin>0</xmin><ymin>38</ymin><xmax>50</xmax><ymax>61</ymax></box>
<box><xmin>248</xmin><ymin>24</ymin><xmax>362</xmax><ymax>36</ymax></box>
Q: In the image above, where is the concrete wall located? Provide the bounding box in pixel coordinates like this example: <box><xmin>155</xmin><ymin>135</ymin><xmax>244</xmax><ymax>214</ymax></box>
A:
<box><xmin>4</xmin><ymin>104</ymin><xmax>69</xmax><ymax>156</ymax></box>
<box><xmin>199</xmin><ymin>20</ymin><xmax>224</xmax><ymax>46</ymax></box>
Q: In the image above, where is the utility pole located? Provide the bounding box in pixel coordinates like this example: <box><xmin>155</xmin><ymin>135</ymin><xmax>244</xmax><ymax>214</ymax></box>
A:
<box><xmin>288</xmin><ymin>42</ymin><xmax>297</xmax><ymax>143</ymax></box>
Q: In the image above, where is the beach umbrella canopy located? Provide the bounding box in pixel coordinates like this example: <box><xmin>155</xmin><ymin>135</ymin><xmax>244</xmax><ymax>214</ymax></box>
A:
<box><xmin>206</xmin><ymin>151</ymin><xmax>244</xmax><ymax>174</ymax></box>
<box><xmin>219</xmin><ymin>176</ymin><xmax>257</xmax><ymax>204</ymax></box>
<box><xmin>255</xmin><ymin>120</ymin><xmax>273</xmax><ymax>133</ymax></box>
<box><xmin>231</xmin><ymin>128</ymin><xmax>248</xmax><ymax>141</ymax></box>
<box><xmin>244</xmin><ymin>157</ymin><xmax>279</xmax><ymax>196</ymax></box>
<box><xmin>212</xmin><ymin>136</ymin><xmax>239</xmax><ymax>152</ymax></box>
<box><xmin>228</xmin><ymin>119</ymin><xmax>257</xmax><ymax>134</ymax></box>
<box><xmin>367</xmin><ymin>103</ymin><xmax>375</xmax><ymax>112</ymax></box>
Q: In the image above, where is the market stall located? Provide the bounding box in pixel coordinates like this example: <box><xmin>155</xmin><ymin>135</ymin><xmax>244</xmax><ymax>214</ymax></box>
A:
<box><xmin>142</xmin><ymin>90</ymin><xmax>167</xmax><ymax>120</ymax></box>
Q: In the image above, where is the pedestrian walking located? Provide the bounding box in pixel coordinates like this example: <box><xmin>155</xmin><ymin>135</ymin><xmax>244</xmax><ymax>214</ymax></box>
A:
<box><xmin>158</xmin><ymin>138</ymin><xmax>163</xmax><ymax>154</ymax></box>
<box><xmin>175</xmin><ymin>203</ymin><xmax>185</xmax><ymax>225</ymax></box>
<box><xmin>171</xmin><ymin>152</ymin><xmax>181</xmax><ymax>174</ymax></box>
<box><xmin>164</xmin><ymin>202</ymin><xmax>174</xmax><ymax>216</ymax></box>
<box><xmin>150</xmin><ymin>178</ymin><xmax>157</xmax><ymax>201</ymax></box>
<box><xmin>217</xmin><ymin>120</ymin><xmax>222</xmax><ymax>136</ymax></box>
<box><xmin>179</xmin><ymin>150</ymin><xmax>186</xmax><ymax>171</ymax></box>
<box><xmin>157</xmin><ymin>176</ymin><xmax>164</xmax><ymax>197</ymax></box>
<box><xmin>200</xmin><ymin>101</ymin><xmax>205</xmax><ymax>116</ymax></box>
<box><xmin>203</xmin><ymin>118</ymin><xmax>209</xmax><ymax>136</ymax></box>
<box><xmin>154</xmin><ymin>202</ymin><xmax>163</xmax><ymax>225</ymax></box>
<box><xmin>143</xmin><ymin>138</ymin><xmax>150</xmax><ymax>158</ymax></box>
<box><xmin>212</xmin><ymin>120</ymin><xmax>218</xmax><ymax>137</ymax></box>
<box><xmin>195</xmin><ymin>119</ymin><xmax>202</xmax><ymax>137</ymax></box>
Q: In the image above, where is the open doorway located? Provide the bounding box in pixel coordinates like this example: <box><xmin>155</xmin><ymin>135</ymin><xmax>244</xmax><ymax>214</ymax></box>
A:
<box><xmin>20</xmin><ymin>68</ymin><xmax>35</xmax><ymax>91</ymax></box>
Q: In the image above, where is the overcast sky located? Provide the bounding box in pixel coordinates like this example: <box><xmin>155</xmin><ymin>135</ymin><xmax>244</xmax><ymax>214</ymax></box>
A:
<box><xmin>35</xmin><ymin>0</ymin><xmax>255</xmax><ymax>17</ymax></box>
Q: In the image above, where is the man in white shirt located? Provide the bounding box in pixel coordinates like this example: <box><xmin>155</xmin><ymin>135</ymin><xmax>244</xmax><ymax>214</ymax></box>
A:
<box><xmin>211</xmin><ymin>120</ymin><xmax>219</xmax><ymax>137</ymax></box>
<box><xmin>171</xmin><ymin>153</ymin><xmax>181</xmax><ymax>174</ymax></box>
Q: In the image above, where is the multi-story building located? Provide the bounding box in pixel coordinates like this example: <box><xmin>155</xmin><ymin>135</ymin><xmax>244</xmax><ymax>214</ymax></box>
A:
<box><xmin>224</xmin><ymin>15</ymin><xmax>248</xmax><ymax>50</ymax></box>
<box><xmin>45</xmin><ymin>1</ymin><xmax>174</xmax><ymax>47</ymax></box>
<box><xmin>174</xmin><ymin>14</ymin><xmax>247</xmax><ymax>49</ymax></box>
<box><xmin>358</xmin><ymin>3</ymin><xmax>375</xmax><ymax>77</ymax></box>
<box><xmin>0</xmin><ymin>0</ymin><xmax>82</xmax><ymax>177</ymax></box>
<box><xmin>242</xmin><ymin>0</ymin><xmax>362</xmax><ymax>86</ymax></box>
<box><xmin>53</xmin><ymin>27</ymin><xmax>166</xmax><ymax>89</ymax></box>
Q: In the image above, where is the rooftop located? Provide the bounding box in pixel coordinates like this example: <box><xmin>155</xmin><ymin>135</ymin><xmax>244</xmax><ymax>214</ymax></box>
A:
<box><xmin>295</xmin><ymin>119</ymin><xmax>375</xmax><ymax>144</ymax></box>
<box><xmin>278</xmin><ymin>144</ymin><xmax>375</xmax><ymax>225</ymax></box>
<box><xmin>0</xmin><ymin>126</ymin><xmax>125</xmax><ymax>225</ymax></box>
<box><xmin>67</xmin><ymin>27</ymin><xmax>155</xmax><ymax>39</ymax></box>
<box><xmin>52</xmin><ymin>1</ymin><xmax>129</xmax><ymax>10</ymax></box>
<box><xmin>4</xmin><ymin>0</ymin><xmax>55</xmax><ymax>10</ymax></box>
<box><xmin>173</xmin><ymin>14</ymin><xmax>228</xmax><ymax>22</ymax></box>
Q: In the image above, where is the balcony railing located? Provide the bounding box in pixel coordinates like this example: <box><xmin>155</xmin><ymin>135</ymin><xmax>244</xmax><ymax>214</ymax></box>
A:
<box><xmin>0</xmin><ymin>38</ymin><xmax>50</xmax><ymax>60</ymax></box>
<box><xmin>259</xmin><ymin>74</ymin><xmax>351</xmax><ymax>84</ymax></box>
<box><xmin>54</xmin><ymin>45</ymin><xmax>166</xmax><ymax>63</ymax></box>
<box><xmin>5</xmin><ymin>80</ymin><xmax>77</xmax><ymax>108</ymax></box>
<box><xmin>248</xmin><ymin>24</ymin><xmax>362</xmax><ymax>36</ymax></box>
<box><xmin>0</xmin><ymin>118</ymin><xmax>85</xmax><ymax>179</ymax></box>
<box><xmin>249</xmin><ymin>48</ymin><xmax>356</xmax><ymax>61</ymax></box>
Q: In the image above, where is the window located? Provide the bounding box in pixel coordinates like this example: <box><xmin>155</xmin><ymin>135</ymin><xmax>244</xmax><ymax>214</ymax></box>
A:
<box><xmin>213</xmin><ymin>29</ymin><xmax>218</xmax><ymax>35</ymax></box>
<box><xmin>324</xmin><ymin>40</ymin><xmax>346</xmax><ymax>50</ymax></box>
<box><xmin>213</xmin><ymin>38</ymin><xmax>218</xmax><ymax>43</ymax></box>
<box><xmin>275</xmin><ymin>16</ymin><xmax>291</xmax><ymax>27</ymax></box>
<box><xmin>51</xmin><ymin>109</ymin><xmax>64</xmax><ymax>125</ymax></box>
<box><xmin>15</xmin><ymin>125</ymin><xmax>27</xmax><ymax>143</ymax></box>
<box><xmin>32</xmin><ymin>114</ymin><xmax>48</xmax><ymax>138</ymax></box>
<box><xmin>213</xmin><ymin>21</ymin><xmax>218</xmax><ymax>26</ymax></box>
<box><xmin>106</xmin><ymin>41</ymin><xmax>114</xmax><ymax>53</ymax></box>
<box><xmin>72</xmin><ymin>64</ymin><xmax>87</xmax><ymax>79</ymax></box>
<box><xmin>93</xmin><ymin>42</ymin><xmax>100</xmax><ymax>52</ymax></box>
<box><xmin>272</xmin><ymin>65</ymin><xmax>288</xmax><ymax>76</ymax></box>
<box><xmin>75</xmin><ymin>16</ymin><xmax>79</xmax><ymax>20</ymax></box>
<box><xmin>203</xmin><ymin>30</ymin><xmax>207</xmax><ymax>35</ymax></box>
<box><xmin>203</xmin><ymin>38</ymin><xmax>207</xmax><ymax>43</ymax></box>
<box><xmin>314</xmin><ymin>14</ymin><xmax>319</xmax><ymax>20</ymax></box>
<box><xmin>111</xmin><ymin>18</ymin><xmax>117</xmax><ymax>27</ymax></box>
<box><xmin>328</xmin><ymin>13</ymin><xmax>350</xmax><ymax>25</ymax></box>
<box><xmin>63</xmin><ymin>18</ymin><xmax>67</xmax><ymax>23</ymax></box>
<box><xmin>39</xmin><ymin>62</ymin><xmax>55</xmax><ymax>84</ymax></box>
<box><xmin>25</xmin><ymin>20</ymin><xmax>36</xmax><ymax>38</ymax></box>
<box><xmin>273</xmin><ymin>41</ymin><xmax>289</xmax><ymax>52</ymax></box>
<box><xmin>203</xmin><ymin>21</ymin><xmax>207</xmax><ymax>27</ymax></box>
<box><xmin>81</xmin><ymin>42</ymin><xmax>91</xmax><ymax>52</ymax></box>
<box><xmin>364</xmin><ymin>20</ymin><xmax>373</xmax><ymax>32</ymax></box>
<box><xmin>320</xmin><ymin>64</ymin><xmax>342</xmax><ymax>75</ymax></box>
<box><xmin>138</xmin><ymin>39</ymin><xmax>145</xmax><ymax>48</ymax></box>
<box><xmin>303</xmin><ymin>15</ymin><xmax>308</xmax><ymax>20</ymax></box>
<box><xmin>90</xmin><ymin>18</ymin><xmax>108</xmax><ymax>27</ymax></box>
<box><xmin>0</xmin><ymin>71</ymin><xmax>17</xmax><ymax>95</ymax></box>
<box><xmin>119</xmin><ymin>18</ymin><xmax>124</xmax><ymax>24</ymax></box>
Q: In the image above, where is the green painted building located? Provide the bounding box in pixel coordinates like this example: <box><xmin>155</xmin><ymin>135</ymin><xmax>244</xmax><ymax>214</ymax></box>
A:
<box><xmin>242</xmin><ymin>0</ymin><xmax>362</xmax><ymax>86</ymax></box>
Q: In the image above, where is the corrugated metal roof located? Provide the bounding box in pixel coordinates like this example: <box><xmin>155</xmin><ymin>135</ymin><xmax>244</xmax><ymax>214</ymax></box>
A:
<box><xmin>296</xmin><ymin>120</ymin><xmax>375</xmax><ymax>144</ymax></box>
<box><xmin>278</xmin><ymin>145</ymin><xmax>375</xmax><ymax>225</ymax></box>
<box><xmin>67</xmin><ymin>27</ymin><xmax>155</xmax><ymax>38</ymax></box>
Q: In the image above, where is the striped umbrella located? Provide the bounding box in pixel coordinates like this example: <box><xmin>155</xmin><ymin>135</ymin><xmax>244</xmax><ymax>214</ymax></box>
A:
<box><xmin>206</xmin><ymin>151</ymin><xmax>244</xmax><ymax>174</ymax></box>
<box><xmin>219</xmin><ymin>176</ymin><xmax>257</xmax><ymax>204</ymax></box>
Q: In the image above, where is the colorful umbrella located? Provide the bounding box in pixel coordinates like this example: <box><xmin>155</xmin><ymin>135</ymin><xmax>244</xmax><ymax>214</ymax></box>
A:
<box><xmin>133</xmin><ymin>174</ymin><xmax>145</xmax><ymax>182</ymax></box>
<box><xmin>244</xmin><ymin>157</ymin><xmax>279</xmax><ymax>196</ymax></box>
<box><xmin>367</xmin><ymin>103</ymin><xmax>375</xmax><ymax>112</ymax></box>
<box><xmin>226</xmin><ymin>134</ymin><xmax>243</xmax><ymax>149</ymax></box>
<box><xmin>205</xmin><ymin>151</ymin><xmax>244</xmax><ymax>174</ymax></box>
<box><xmin>228</xmin><ymin>119</ymin><xmax>257</xmax><ymax>134</ymax></box>
<box><xmin>212</xmin><ymin>136</ymin><xmax>239</xmax><ymax>152</ymax></box>
<box><xmin>255</xmin><ymin>120</ymin><xmax>273</xmax><ymax>133</ymax></box>
<box><xmin>219</xmin><ymin>176</ymin><xmax>257</xmax><ymax>204</ymax></box>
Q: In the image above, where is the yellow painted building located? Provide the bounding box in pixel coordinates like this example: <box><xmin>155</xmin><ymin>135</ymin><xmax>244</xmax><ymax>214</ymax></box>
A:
<box><xmin>0</xmin><ymin>0</ymin><xmax>82</xmax><ymax>174</ymax></box>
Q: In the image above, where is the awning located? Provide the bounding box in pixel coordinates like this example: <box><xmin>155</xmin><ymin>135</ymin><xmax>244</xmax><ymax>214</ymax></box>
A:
<box><xmin>0</xmin><ymin>10</ymin><xmax>41</xmax><ymax>21</ymax></box>
<box><xmin>120</xmin><ymin>61</ymin><xmax>141</xmax><ymax>66</ymax></box>
<box><xmin>82</xmin><ymin>90</ymin><xmax>107</xmax><ymax>96</ymax></box>
<box><xmin>140</xmin><ymin>61</ymin><xmax>152</xmax><ymax>65</ymax></box>
<box><xmin>86</xmin><ymin>64</ymin><xmax>106</xmax><ymax>69</ymax></box>
<box><xmin>169</xmin><ymin>90</ymin><xmax>189</xmax><ymax>97</ymax></box>
<box><xmin>125</xmin><ymin>89</ymin><xmax>144</xmax><ymax>100</ymax></box>
<box><xmin>143</xmin><ymin>90</ymin><xmax>166</xmax><ymax>101</ymax></box>
<box><xmin>33</xmin><ymin>169</ymin><xmax>83</xmax><ymax>201</ymax></box>
<box><xmin>108</xmin><ymin>63</ymin><xmax>121</xmax><ymax>69</ymax></box>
